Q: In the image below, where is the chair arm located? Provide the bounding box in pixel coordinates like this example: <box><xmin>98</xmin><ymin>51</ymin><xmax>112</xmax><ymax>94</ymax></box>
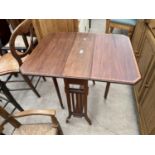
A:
<box><xmin>13</xmin><ymin>109</ymin><xmax>56</xmax><ymax>118</ymax></box>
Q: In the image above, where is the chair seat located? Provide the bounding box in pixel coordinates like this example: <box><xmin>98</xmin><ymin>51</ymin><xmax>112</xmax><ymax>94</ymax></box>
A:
<box><xmin>110</xmin><ymin>19</ymin><xmax>137</xmax><ymax>26</ymax></box>
<box><xmin>0</xmin><ymin>52</ymin><xmax>28</xmax><ymax>75</ymax></box>
<box><xmin>0</xmin><ymin>53</ymin><xmax>19</xmax><ymax>75</ymax></box>
<box><xmin>13</xmin><ymin>123</ymin><xmax>58</xmax><ymax>135</ymax></box>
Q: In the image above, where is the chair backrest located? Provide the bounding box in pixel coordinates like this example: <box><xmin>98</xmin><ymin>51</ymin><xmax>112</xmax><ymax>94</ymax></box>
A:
<box><xmin>9</xmin><ymin>19</ymin><xmax>35</xmax><ymax>66</ymax></box>
<box><xmin>106</xmin><ymin>19</ymin><xmax>137</xmax><ymax>39</ymax></box>
<box><xmin>32</xmin><ymin>19</ymin><xmax>79</xmax><ymax>41</ymax></box>
<box><xmin>7</xmin><ymin>19</ymin><xmax>29</xmax><ymax>48</ymax></box>
<box><xmin>7</xmin><ymin>19</ymin><xmax>24</xmax><ymax>30</ymax></box>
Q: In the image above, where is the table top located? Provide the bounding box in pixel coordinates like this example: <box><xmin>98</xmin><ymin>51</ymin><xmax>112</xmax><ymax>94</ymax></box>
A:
<box><xmin>20</xmin><ymin>32</ymin><xmax>141</xmax><ymax>84</ymax></box>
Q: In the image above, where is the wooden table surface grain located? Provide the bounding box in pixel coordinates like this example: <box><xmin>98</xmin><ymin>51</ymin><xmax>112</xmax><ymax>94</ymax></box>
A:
<box><xmin>20</xmin><ymin>32</ymin><xmax>141</xmax><ymax>85</ymax></box>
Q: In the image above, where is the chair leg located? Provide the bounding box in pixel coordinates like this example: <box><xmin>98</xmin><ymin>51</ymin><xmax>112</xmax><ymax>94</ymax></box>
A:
<box><xmin>13</xmin><ymin>73</ymin><xmax>18</xmax><ymax>77</ymax></box>
<box><xmin>1</xmin><ymin>81</ymin><xmax>24</xmax><ymax>111</ymax></box>
<box><xmin>21</xmin><ymin>74</ymin><xmax>41</xmax><ymax>97</ymax></box>
<box><xmin>0</xmin><ymin>106</ymin><xmax>21</xmax><ymax>129</ymax></box>
<box><xmin>92</xmin><ymin>80</ymin><xmax>95</xmax><ymax>85</ymax></box>
<box><xmin>104</xmin><ymin>82</ymin><xmax>110</xmax><ymax>99</ymax></box>
<box><xmin>52</xmin><ymin>77</ymin><xmax>64</xmax><ymax>109</ymax></box>
<box><xmin>109</xmin><ymin>27</ymin><xmax>114</xmax><ymax>33</ymax></box>
<box><xmin>42</xmin><ymin>76</ymin><xmax>46</xmax><ymax>81</ymax></box>
<box><xmin>89</xmin><ymin>19</ymin><xmax>91</xmax><ymax>29</ymax></box>
<box><xmin>57</xmin><ymin>125</ymin><xmax>63</xmax><ymax>135</ymax></box>
<box><xmin>105</xmin><ymin>19</ymin><xmax>110</xmax><ymax>33</ymax></box>
<box><xmin>52</xmin><ymin>116</ymin><xmax>63</xmax><ymax>135</ymax></box>
<box><xmin>128</xmin><ymin>30</ymin><xmax>133</xmax><ymax>39</ymax></box>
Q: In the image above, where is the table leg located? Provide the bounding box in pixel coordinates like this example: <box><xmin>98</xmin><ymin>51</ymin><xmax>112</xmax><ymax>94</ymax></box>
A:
<box><xmin>52</xmin><ymin>77</ymin><xmax>64</xmax><ymax>109</ymax></box>
<box><xmin>89</xmin><ymin>19</ymin><xmax>91</xmax><ymax>29</ymax></box>
<box><xmin>64</xmin><ymin>78</ymin><xmax>91</xmax><ymax>125</ymax></box>
<box><xmin>104</xmin><ymin>82</ymin><xmax>110</xmax><ymax>99</ymax></box>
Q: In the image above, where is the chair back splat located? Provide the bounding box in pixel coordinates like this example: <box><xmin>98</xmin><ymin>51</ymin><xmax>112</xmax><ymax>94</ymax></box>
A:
<box><xmin>9</xmin><ymin>19</ymin><xmax>34</xmax><ymax>66</ymax></box>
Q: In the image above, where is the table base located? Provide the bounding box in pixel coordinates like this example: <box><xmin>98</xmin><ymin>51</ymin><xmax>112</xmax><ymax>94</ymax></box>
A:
<box><xmin>64</xmin><ymin>78</ymin><xmax>91</xmax><ymax>125</ymax></box>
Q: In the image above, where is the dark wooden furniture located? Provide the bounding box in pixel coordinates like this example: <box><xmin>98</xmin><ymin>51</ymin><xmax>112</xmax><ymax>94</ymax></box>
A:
<box><xmin>0</xmin><ymin>19</ymin><xmax>41</xmax><ymax>97</ymax></box>
<box><xmin>0</xmin><ymin>107</ymin><xmax>63</xmax><ymax>135</ymax></box>
<box><xmin>21</xmin><ymin>32</ymin><xmax>140</xmax><ymax>124</ymax></box>
<box><xmin>106</xmin><ymin>19</ymin><xmax>137</xmax><ymax>39</ymax></box>
<box><xmin>88</xmin><ymin>19</ymin><xmax>91</xmax><ymax>29</ymax></box>
<box><xmin>64</xmin><ymin>78</ymin><xmax>91</xmax><ymax>125</ymax></box>
<box><xmin>132</xmin><ymin>19</ymin><xmax>155</xmax><ymax>134</ymax></box>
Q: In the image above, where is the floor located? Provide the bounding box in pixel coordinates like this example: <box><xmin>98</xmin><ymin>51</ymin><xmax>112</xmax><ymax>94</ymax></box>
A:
<box><xmin>0</xmin><ymin>19</ymin><xmax>139</xmax><ymax>135</ymax></box>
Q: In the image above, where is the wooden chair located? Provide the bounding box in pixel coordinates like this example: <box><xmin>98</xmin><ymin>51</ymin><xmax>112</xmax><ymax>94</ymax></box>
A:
<box><xmin>0</xmin><ymin>106</ymin><xmax>63</xmax><ymax>135</ymax></box>
<box><xmin>106</xmin><ymin>19</ymin><xmax>137</xmax><ymax>39</ymax></box>
<box><xmin>0</xmin><ymin>55</ymin><xmax>41</xmax><ymax>97</ymax></box>
<box><xmin>0</xmin><ymin>19</ymin><xmax>42</xmax><ymax>97</ymax></box>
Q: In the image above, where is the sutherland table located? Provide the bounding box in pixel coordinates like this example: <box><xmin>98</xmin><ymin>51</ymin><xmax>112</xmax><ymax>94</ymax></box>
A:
<box><xmin>20</xmin><ymin>32</ymin><xmax>141</xmax><ymax>125</ymax></box>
